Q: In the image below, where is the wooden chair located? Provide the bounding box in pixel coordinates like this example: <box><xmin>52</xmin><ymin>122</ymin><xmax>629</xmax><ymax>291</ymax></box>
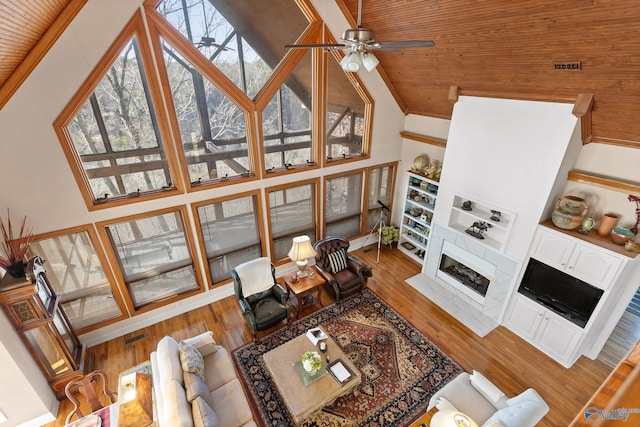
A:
<box><xmin>64</xmin><ymin>370</ymin><xmax>117</xmax><ymax>423</ymax></box>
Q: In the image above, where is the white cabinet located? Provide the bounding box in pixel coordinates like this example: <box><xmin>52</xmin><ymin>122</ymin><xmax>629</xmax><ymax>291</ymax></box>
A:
<box><xmin>530</xmin><ymin>226</ymin><xmax>623</xmax><ymax>290</ymax></box>
<box><xmin>448</xmin><ymin>194</ymin><xmax>515</xmax><ymax>251</ymax></box>
<box><xmin>398</xmin><ymin>172</ymin><xmax>438</xmax><ymax>264</ymax></box>
<box><xmin>504</xmin><ymin>294</ymin><xmax>582</xmax><ymax>366</ymax></box>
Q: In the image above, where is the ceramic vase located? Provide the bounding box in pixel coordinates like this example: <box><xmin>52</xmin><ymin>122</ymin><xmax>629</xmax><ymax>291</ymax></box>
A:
<box><xmin>598</xmin><ymin>213</ymin><xmax>619</xmax><ymax>237</ymax></box>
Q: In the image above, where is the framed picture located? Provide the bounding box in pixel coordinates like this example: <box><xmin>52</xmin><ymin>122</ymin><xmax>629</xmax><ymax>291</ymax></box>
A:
<box><xmin>401</xmin><ymin>241</ymin><xmax>416</xmax><ymax>250</ymax></box>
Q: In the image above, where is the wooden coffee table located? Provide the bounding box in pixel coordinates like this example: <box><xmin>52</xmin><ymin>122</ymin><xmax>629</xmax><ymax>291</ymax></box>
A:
<box><xmin>262</xmin><ymin>327</ymin><xmax>361</xmax><ymax>425</ymax></box>
<box><xmin>281</xmin><ymin>268</ymin><xmax>326</xmax><ymax>318</ymax></box>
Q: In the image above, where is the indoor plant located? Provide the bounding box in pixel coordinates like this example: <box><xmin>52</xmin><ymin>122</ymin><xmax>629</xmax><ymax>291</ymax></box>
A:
<box><xmin>379</xmin><ymin>225</ymin><xmax>400</xmax><ymax>246</ymax></box>
<box><xmin>0</xmin><ymin>210</ymin><xmax>34</xmax><ymax>278</ymax></box>
<box><xmin>301</xmin><ymin>351</ymin><xmax>322</xmax><ymax>375</ymax></box>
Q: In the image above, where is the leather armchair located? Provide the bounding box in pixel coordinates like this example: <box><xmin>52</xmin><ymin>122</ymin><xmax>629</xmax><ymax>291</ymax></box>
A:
<box><xmin>313</xmin><ymin>237</ymin><xmax>372</xmax><ymax>301</ymax></box>
<box><xmin>232</xmin><ymin>257</ymin><xmax>289</xmax><ymax>337</ymax></box>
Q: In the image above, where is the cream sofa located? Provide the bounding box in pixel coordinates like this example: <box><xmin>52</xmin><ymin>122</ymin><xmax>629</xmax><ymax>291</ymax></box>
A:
<box><xmin>427</xmin><ymin>371</ymin><xmax>549</xmax><ymax>427</ymax></box>
<box><xmin>150</xmin><ymin>331</ymin><xmax>256</xmax><ymax>427</ymax></box>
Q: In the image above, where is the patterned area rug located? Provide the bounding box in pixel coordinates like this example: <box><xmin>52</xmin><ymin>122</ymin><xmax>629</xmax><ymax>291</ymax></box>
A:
<box><xmin>232</xmin><ymin>289</ymin><xmax>461</xmax><ymax>426</ymax></box>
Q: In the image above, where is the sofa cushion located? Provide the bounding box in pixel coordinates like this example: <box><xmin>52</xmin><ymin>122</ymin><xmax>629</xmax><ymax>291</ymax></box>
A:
<box><xmin>202</xmin><ymin>347</ymin><xmax>237</xmax><ymax>391</ymax></box>
<box><xmin>470</xmin><ymin>371</ymin><xmax>507</xmax><ymax>408</ymax></box>
<box><xmin>482</xmin><ymin>389</ymin><xmax>549</xmax><ymax>427</ymax></box>
<box><xmin>435</xmin><ymin>396</ymin><xmax>458</xmax><ymax>411</ymax></box>
<box><xmin>183</xmin><ymin>331</ymin><xmax>223</xmax><ymax>358</ymax></box>
<box><xmin>157</xmin><ymin>336</ymin><xmax>184</xmax><ymax>386</ymax></box>
<box><xmin>192</xmin><ymin>396</ymin><xmax>220</xmax><ymax>427</ymax></box>
<box><xmin>184</xmin><ymin>371</ymin><xmax>214</xmax><ymax>407</ymax></box>
<box><xmin>210</xmin><ymin>378</ymin><xmax>254</xmax><ymax>427</ymax></box>
<box><xmin>328</xmin><ymin>248</ymin><xmax>348</xmax><ymax>273</ymax></box>
<box><xmin>163</xmin><ymin>379</ymin><xmax>194</xmax><ymax>427</ymax></box>
<box><xmin>180</xmin><ymin>341</ymin><xmax>205</xmax><ymax>380</ymax></box>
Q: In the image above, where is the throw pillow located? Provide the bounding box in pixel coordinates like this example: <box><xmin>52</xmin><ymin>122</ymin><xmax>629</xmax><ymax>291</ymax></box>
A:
<box><xmin>179</xmin><ymin>341</ymin><xmax>205</xmax><ymax>380</ymax></box>
<box><xmin>328</xmin><ymin>248</ymin><xmax>348</xmax><ymax>273</ymax></box>
<box><xmin>183</xmin><ymin>331</ymin><xmax>223</xmax><ymax>357</ymax></box>
<box><xmin>184</xmin><ymin>371</ymin><xmax>213</xmax><ymax>408</ymax></box>
<box><xmin>192</xmin><ymin>396</ymin><xmax>220</xmax><ymax>427</ymax></box>
<box><xmin>469</xmin><ymin>370</ymin><xmax>506</xmax><ymax>404</ymax></box>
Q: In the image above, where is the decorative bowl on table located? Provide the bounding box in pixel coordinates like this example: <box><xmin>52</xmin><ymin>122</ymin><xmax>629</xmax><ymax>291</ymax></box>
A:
<box><xmin>610</xmin><ymin>227</ymin><xmax>635</xmax><ymax>245</ymax></box>
<box><xmin>301</xmin><ymin>351</ymin><xmax>322</xmax><ymax>376</ymax></box>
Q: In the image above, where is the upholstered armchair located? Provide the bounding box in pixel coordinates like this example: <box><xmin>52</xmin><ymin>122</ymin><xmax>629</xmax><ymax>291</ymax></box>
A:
<box><xmin>313</xmin><ymin>237</ymin><xmax>372</xmax><ymax>301</ymax></box>
<box><xmin>232</xmin><ymin>257</ymin><xmax>290</xmax><ymax>337</ymax></box>
<box><xmin>427</xmin><ymin>371</ymin><xmax>549</xmax><ymax>427</ymax></box>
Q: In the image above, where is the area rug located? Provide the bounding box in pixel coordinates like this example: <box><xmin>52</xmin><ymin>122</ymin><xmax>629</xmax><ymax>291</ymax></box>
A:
<box><xmin>232</xmin><ymin>288</ymin><xmax>461</xmax><ymax>426</ymax></box>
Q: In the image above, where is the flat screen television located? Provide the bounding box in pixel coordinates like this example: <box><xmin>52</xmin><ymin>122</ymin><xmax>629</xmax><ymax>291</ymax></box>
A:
<box><xmin>518</xmin><ymin>257</ymin><xmax>604</xmax><ymax>328</ymax></box>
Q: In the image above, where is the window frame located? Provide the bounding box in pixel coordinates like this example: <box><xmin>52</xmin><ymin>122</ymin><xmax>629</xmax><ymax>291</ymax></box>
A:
<box><xmin>363</xmin><ymin>162</ymin><xmax>398</xmax><ymax>233</ymax></box>
<box><xmin>323</xmin><ymin>169</ymin><xmax>365</xmax><ymax>239</ymax></box>
<box><xmin>146</xmin><ymin>8</ymin><xmax>260</xmax><ymax>191</ymax></box>
<box><xmin>321</xmin><ymin>40</ymin><xmax>374</xmax><ymax>166</ymax></box>
<box><xmin>27</xmin><ymin>224</ymin><xmax>128</xmax><ymax>334</ymax></box>
<box><xmin>53</xmin><ymin>11</ymin><xmax>183</xmax><ymax>210</ymax></box>
<box><xmin>96</xmin><ymin>205</ymin><xmax>204</xmax><ymax>314</ymax></box>
<box><xmin>191</xmin><ymin>190</ymin><xmax>267</xmax><ymax>288</ymax></box>
<box><xmin>265</xmin><ymin>177</ymin><xmax>320</xmax><ymax>264</ymax></box>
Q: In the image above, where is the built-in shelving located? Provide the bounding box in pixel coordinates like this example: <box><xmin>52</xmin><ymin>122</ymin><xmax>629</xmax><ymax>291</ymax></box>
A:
<box><xmin>448</xmin><ymin>194</ymin><xmax>515</xmax><ymax>251</ymax></box>
<box><xmin>398</xmin><ymin>172</ymin><xmax>439</xmax><ymax>264</ymax></box>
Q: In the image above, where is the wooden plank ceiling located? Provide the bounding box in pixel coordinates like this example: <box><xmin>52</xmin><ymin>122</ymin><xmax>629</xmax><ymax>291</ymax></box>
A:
<box><xmin>2</xmin><ymin>0</ymin><xmax>640</xmax><ymax>148</ymax></box>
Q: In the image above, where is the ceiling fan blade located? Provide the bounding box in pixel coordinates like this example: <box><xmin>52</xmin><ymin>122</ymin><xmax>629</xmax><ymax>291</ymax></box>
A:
<box><xmin>285</xmin><ymin>43</ymin><xmax>346</xmax><ymax>49</ymax></box>
<box><xmin>369</xmin><ymin>40</ymin><xmax>435</xmax><ymax>51</ymax></box>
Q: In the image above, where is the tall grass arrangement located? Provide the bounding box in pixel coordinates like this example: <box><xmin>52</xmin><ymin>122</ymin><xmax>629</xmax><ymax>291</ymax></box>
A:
<box><xmin>0</xmin><ymin>210</ymin><xmax>34</xmax><ymax>269</ymax></box>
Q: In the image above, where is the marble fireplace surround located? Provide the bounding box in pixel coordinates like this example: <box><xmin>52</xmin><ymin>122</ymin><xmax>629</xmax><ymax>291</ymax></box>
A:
<box><xmin>407</xmin><ymin>222</ymin><xmax>522</xmax><ymax>337</ymax></box>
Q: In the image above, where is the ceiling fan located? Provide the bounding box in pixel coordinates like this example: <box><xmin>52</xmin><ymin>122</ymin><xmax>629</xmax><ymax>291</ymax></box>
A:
<box><xmin>285</xmin><ymin>0</ymin><xmax>435</xmax><ymax>72</ymax></box>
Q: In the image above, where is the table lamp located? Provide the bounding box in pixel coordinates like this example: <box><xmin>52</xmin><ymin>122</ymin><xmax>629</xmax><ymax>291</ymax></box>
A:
<box><xmin>117</xmin><ymin>372</ymin><xmax>153</xmax><ymax>427</ymax></box>
<box><xmin>288</xmin><ymin>235</ymin><xmax>316</xmax><ymax>277</ymax></box>
<box><xmin>430</xmin><ymin>410</ymin><xmax>479</xmax><ymax>427</ymax></box>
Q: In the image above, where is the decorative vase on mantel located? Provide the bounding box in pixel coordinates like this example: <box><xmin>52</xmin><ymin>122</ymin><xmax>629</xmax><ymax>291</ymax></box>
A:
<box><xmin>597</xmin><ymin>213</ymin><xmax>619</xmax><ymax>237</ymax></box>
<box><xmin>5</xmin><ymin>261</ymin><xmax>26</xmax><ymax>279</ymax></box>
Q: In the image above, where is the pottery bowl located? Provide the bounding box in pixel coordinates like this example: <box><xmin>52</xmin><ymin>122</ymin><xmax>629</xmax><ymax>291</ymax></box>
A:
<box><xmin>610</xmin><ymin>227</ymin><xmax>636</xmax><ymax>245</ymax></box>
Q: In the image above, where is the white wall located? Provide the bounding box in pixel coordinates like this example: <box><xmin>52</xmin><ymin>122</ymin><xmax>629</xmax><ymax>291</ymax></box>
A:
<box><xmin>0</xmin><ymin>1</ymin><xmax>406</xmax><ymax>425</ymax></box>
<box><xmin>0</xmin><ymin>311</ymin><xmax>58</xmax><ymax>427</ymax></box>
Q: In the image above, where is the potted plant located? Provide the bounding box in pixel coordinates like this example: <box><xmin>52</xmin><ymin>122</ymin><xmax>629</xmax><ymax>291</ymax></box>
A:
<box><xmin>379</xmin><ymin>225</ymin><xmax>400</xmax><ymax>246</ymax></box>
<box><xmin>0</xmin><ymin>210</ymin><xmax>34</xmax><ymax>278</ymax></box>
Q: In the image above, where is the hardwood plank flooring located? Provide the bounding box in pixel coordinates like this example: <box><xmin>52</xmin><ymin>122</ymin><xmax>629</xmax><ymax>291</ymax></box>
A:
<box><xmin>43</xmin><ymin>244</ymin><xmax>611</xmax><ymax>427</ymax></box>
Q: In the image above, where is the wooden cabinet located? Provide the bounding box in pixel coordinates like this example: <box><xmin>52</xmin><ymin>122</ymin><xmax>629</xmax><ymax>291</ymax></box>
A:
<box><xmin>530</xmin><ymin>226</ymin><xmax>623</xmax><ymax>290</ymax></box>
<box><xmin>0</xmin><ymin>256</ymin><xmax>84</xmax><ymax>399</ymax></box>
<box><xmin>398</xmin><ymin>172</ymin><xmax>438</xmax><ymax>264</ymax></box>
<box><xmin>505</xmin><ymin>294</ymin><xmax>582</xmax><ymax>365</ymax></box>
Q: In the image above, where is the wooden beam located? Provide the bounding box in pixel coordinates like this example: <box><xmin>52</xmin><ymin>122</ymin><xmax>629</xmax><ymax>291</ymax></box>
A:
<box><xmin>568</xmin><ymin>171</ymin><xmax>640</xmax><ymax>196</ymax></box>
<box><xmin>448</xmin><ymin>86</ymin><xmax>459</xmax><ymax>103</ymax></box>
<box><xmin>400</xmin><ymin>131</ymin><xmax>446</xmax><ymax>148</ymax></box>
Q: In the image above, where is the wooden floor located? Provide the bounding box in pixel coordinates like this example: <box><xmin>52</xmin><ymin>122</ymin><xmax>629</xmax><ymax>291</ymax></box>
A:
<box><xmin>44</xmin><ymin>244</ymin><xmax>612</xmax><ymax>427</ymax></box>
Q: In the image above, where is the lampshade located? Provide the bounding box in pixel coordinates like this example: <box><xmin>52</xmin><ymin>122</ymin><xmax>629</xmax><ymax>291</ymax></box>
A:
<box><xmin>340</xmin><ymin>52</ymin><xmax>362</xmax><ymax>72</ymax></box>
<box><xmin>362</xmin><ymin>52</ymin><xmax>379</xmax><ymax>71</ymax></box>
<box><xmin>430</xmin><ymin>410</ymin><xmax>479</xmax><ymax>427</ymax></box>
<box><xmin>288</xmin><ymin>235</ymin><xmax>316</xmax><ymax>276</ymax></box>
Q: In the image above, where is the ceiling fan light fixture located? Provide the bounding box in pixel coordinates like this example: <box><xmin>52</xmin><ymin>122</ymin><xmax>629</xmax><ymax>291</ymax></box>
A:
<box><xmin>362</xmin><ymin>52</ymin><xmax>379</xmax><ymax>71</ymax></box>
<box><xmin>341</xmin><ymin>52</ymin><xmax>362</xmax><ymax>72</ymax></box>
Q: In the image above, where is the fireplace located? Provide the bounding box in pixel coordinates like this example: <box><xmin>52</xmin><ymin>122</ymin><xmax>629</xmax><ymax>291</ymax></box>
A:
<box><xmin>436</xmin><ymin>240</ymin><xmax>497</xmax><ymax>305</ymax></box>
<box><xmin>439</xmin><ymin>254</ymin><xmax>490</xmax><ymax>300</ymax></box>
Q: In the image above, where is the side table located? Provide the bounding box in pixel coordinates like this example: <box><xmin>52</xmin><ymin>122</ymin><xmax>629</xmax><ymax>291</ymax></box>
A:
<box><xmin>281</xmin><ymin>268</ymin><xmax>326</xmax><ymax>319</ymax></box>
